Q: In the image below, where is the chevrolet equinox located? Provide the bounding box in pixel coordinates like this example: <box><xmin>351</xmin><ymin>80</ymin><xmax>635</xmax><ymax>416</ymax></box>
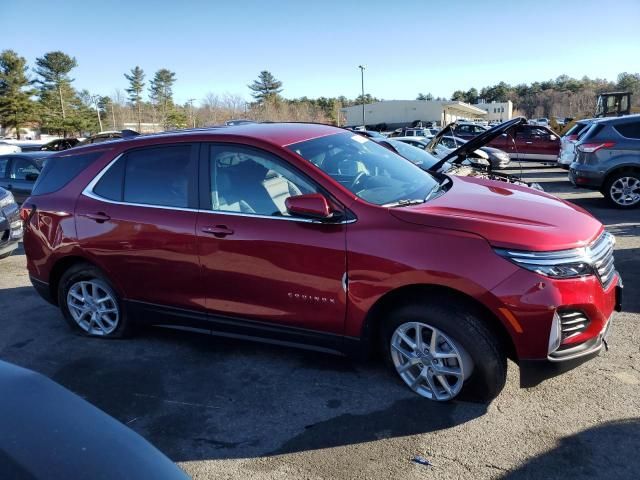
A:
<box><xmin>22</xmin><ymin>123</ymin><xmax>623</xmax><ymax>401</ymax></box>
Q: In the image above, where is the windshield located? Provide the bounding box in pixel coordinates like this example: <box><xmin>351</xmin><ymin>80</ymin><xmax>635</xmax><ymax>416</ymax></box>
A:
<box><xmin>288</xmin><ymin>132</ymin><xmax>440</xmax><ymax>206</ymax></box>
<box><xmin>386</xmin><ymin>139</ymin><xmax>440</xmax><ymax>170</ymax></box>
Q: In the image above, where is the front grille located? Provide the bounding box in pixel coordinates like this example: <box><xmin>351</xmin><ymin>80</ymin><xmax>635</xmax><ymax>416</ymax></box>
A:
<box><xmin>558</xmin><ymin>310</ymin><xmax>590</xmax><ymax>342</ymax></box>
<box><xmin>589</xmin><ymin>232</ymin><xmax>616</xmax><ymax>289</ymax></box>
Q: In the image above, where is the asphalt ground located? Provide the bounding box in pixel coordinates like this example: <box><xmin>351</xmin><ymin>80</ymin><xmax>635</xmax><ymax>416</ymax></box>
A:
<box><xmin>0</xmin><ymin>162</ymin><xmax>638</xmax><ymax>479</ymax></box>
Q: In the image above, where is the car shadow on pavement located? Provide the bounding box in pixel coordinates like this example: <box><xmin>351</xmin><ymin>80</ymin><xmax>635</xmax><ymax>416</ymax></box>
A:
<box><xmin>500</xmin><ymin>419</ymin><xmax>640</xmax><ymax>479</ymax></box>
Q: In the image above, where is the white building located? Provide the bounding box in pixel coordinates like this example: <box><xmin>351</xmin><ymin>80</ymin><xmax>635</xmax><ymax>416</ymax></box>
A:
<box><xmin>473</xmin><ymin>101</ymin><xmax>513</xmax><ymax>122</ymax></box>
<box><xmin>341</xmin><ymin>100</ymin><xmax>487</xmax><ymax>129</ymax></box>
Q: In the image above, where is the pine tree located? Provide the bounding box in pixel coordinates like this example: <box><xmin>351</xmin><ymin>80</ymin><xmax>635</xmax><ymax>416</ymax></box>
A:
<box><xmin>248</xmin><ymin>71</ymin><xmax>283</xmax><ymax>102</ymax></box>
<box><xmin>34</xmin><ymin>51</ymin><xmax>78</xmax><ymax>136</ymax></box>
<box><xmin>124</xmin><ymin>66</ymin><xmax>145</xmax><ymax>131</ymax></box>
<box><xmin>0</xmin><ymin>50</ymin><xmax>36</xmax><ymax>139</ymax></box>
<box><xmin>149</xmin><ymin>69</ymin><xmax>176</xmax><ymax>129</ymax></box>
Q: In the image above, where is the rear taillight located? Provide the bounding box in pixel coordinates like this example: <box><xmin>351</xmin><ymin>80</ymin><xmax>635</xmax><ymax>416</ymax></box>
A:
<box><xmin>577</xmin><ymin>142</ymin><xmax>615</xmax><ymax>153</ymax></box>
<box><xmin>20</xmin><ymin>204</ymin><xmax>36</xmax><ymax>223</ymax></box>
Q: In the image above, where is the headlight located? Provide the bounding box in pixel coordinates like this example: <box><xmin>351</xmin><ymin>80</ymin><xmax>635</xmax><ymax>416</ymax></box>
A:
<box><xmin>495</xmin><ymin>152</ymin><xmax>510</xmax><ymax>161</ymax></box>
<box><xmin>0</xmin><ymin>190</ymin><xmax>15</xmax><ymax>209</ymax></box>
<box><xmin>494</xmin><ymin>246</ymin><xmax>593</xmax><ymax>279</ymax></box>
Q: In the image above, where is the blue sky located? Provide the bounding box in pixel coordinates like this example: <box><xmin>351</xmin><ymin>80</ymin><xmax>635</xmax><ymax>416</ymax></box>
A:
<box><xmin>4</xmin><ymin>0</ymin><xmax>639</xmax><ymax>105</ymax></box>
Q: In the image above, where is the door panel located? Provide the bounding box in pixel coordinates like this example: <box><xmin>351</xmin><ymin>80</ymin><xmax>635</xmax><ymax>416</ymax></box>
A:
<box><xmin>197</xmin><ymin>213</ymin><xmax>347</xmax><ymax>333</ymax></box>
<box><xmin>197</xmin><ymin>143</ymin><xmax>347</xmax><ymax>334</ymax></box>
<box><xmin>76</xmin><ymin>196</ymin><xmax>201</xmax><ymax>310</ymax></box>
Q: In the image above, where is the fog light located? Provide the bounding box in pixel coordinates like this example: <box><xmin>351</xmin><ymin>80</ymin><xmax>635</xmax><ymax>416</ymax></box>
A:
<box><xmin>548</xmin><ymin>311</ymin><xmax>562</xmax><ymax>355</ymax></box>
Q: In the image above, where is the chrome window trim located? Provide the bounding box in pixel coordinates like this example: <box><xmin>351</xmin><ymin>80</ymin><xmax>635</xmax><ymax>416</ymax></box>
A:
<box><xmin>82</xmin><ymin>153</ymin><xmax>356</xmax><ymax>224</ymax></box>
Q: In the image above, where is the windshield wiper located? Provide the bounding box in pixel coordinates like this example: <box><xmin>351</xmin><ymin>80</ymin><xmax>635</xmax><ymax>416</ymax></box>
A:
<box><xmin>384</xmin><ymin>198</ymin><xmax>426</xmax><ymax>208</ymax></box>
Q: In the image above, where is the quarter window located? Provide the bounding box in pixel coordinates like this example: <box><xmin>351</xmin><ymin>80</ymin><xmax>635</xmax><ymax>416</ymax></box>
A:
<box><xmin>614</xmin><ymin>122</ymin><xmax>640</xmax><ymax>139</ymax></box>
<box><xmin>208</xmin><ymin>146</ymin><xmax>316</xmax><ymax>217</ymax></box>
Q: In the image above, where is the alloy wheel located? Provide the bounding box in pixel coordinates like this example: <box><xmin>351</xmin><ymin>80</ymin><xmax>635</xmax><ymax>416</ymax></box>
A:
<box><xmin>67</xmin><ymin>280</ymin><xmax>119</xmax><ymax>336</ymax></box>
<box><xmin>610</xmin><ymin>176</ymin><xmax>640</xmax><ymax>206</ymax></box>
<box><xmin>390</xmin><ymin>322</ymin><xmax>473</xmax><ymax>401</ymax></box>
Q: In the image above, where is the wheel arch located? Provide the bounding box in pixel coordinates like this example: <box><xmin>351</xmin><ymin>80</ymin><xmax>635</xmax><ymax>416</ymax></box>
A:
<box><xmin>360</xmin><ymin>283</ymin><xmax>517</xmax><ymax>361</ymax></box>
<box><xmin>48</xmin><ymin>255</ymin><xmax>120</xmax><ymax>305</ymax></box>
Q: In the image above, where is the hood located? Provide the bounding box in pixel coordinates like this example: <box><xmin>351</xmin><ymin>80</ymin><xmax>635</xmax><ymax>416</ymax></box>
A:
<box><xmin>389</xmin><ymin>175</ymin><xmax>603</xmax><ymax>251</ymax></box>
<box><xmin>428</xmin><ymin>117</ymin><xmax>527</xmax><ymax>170</ymax></box>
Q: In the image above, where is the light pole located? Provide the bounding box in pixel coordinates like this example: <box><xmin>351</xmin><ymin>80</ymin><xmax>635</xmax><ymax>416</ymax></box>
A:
<box><xmin>358</xmin><ymin>65</ymin><xmax>366</xmax><ymax>127</ymax></box>
<box><xmin>188</xmin><ymin>98</ymin><xmax>196</xmax><ymax>128</ymax></box>
<box><xmin>91</xmin><ymin>95</ymin><xmax>103</xmax><ymax>132</ymax></box>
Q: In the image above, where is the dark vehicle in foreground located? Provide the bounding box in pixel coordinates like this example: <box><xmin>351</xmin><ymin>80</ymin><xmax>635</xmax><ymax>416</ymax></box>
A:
<box><xmin>0</xmin><ymin>187</ymin><xmax>22</xmax><ymax>259</ymax></box>
<box><xmin>570</xmin><ymin>114</ymin><xmax>640</xmax><ymax>208</ymax></box>
<box><xmin>40</xmin><ymin>137</ymin><xmax>80</xmax><ymax>151</ymax></box>
<box><xmin>22</xmin><ymin>122</ymin><xmax>621</xmax><ymax>402</ymax></box>
<box><xmin>0</xmin><ymin>360</ymin><xmax>188</xmax><ymax>479</ymax></box>
<box><xmin>0</xmin><ymin>151</ymin><xmax>54</xmax><ymax>203</ymax></box>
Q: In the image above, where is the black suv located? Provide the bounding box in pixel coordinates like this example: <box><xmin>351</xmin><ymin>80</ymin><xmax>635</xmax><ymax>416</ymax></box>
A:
<box><xmin>570</xmin><ymin>115</ymin><xmax>640</xmax><ymax>208</ymax></box>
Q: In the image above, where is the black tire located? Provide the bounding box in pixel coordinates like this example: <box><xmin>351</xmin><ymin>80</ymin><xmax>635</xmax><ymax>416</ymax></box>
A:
<box><xmin>381</xmin><ymin>300</ymin><xmax>507</xmax><ymax>402</ymax></box>
<box><xmin>603</xmin><ymin>170</ymin><xmax>640</xmax><ymax>209</ymax></box>
<box><xmin>57</xmin><ymin>263</ymin><xmax>131</xmax><ymax>338</ymax></box>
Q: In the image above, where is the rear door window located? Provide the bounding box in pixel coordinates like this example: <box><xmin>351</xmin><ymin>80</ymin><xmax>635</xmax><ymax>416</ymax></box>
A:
<box><xmin>10</xmin><ymin>158</ymin><xmax>40</xmax><ymax>180</ymax></box>
<box><xmin>32</xmin><ymin>152</ymin><xmax>102</xmax><ymax>196</ymax></box>
<box><xmin>121</xmin><ymin>145</ymin><xmax>196</xmax><ymax>208</ymax></box>
<box><xmin>0</xmin><ymin>158</ymin><xmax>8</xmax><ymax>178</ymax></box>
<box><xmin>614</xmin><ymin>122</ymin><xmax>640</xmax><ymax>139</ymax></box>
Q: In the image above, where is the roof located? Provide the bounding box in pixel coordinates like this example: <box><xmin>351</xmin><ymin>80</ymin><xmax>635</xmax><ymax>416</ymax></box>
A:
<box><xmin>0</xmin><ymin>151</ymin><xmax>55</xmax><ymax>159</ymax></box>
<box><xmin>73</xmin><ymin>123</ymin><xmax>344</xmax><ymax>152</ymax></box>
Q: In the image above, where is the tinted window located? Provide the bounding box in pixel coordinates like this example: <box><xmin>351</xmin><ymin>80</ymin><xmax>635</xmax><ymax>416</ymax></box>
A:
<box><xmin>209</xmin><ymin>146</ymin><xmax>316</xmax><ymax>216</ymax></box>
<box><xmin>0</xmin><ymin>158</ymin><xmax>8</xmax><ymax>178</ymax></box>
<box><xmin>122</xmin><ymin>145</ymin><xmax>194</xmax><ymax>208</ymax></box>
<box><xmin>93</xmin><ymin>157</ymin><xmax>125</xmax><ymax>201</ymax></box>
<box><xmin>32</xmin><ymin>152</ymin><xmax>102</xmax><ymax>195</ymax></box>
<box><xmin>614</xmin><ymin>122</ymin><xmax>640</xmax><ymax>139</ymax></box>
<box><xmin>564</xmin><ymin>122</ymin><xmax>589</xmax><ymax>137</ymax></box>
<box><xmin>10</xmin><ymin>158</ymin><xmax>40</xmax><ymax>180</ymax></box>
<box><xmin>581</xmin><ymin>124</ymin><xmax>605</xmax><ymax>141</ymax></box>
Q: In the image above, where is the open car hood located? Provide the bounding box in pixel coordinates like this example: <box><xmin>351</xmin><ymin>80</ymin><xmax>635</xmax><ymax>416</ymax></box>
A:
<box><xmin>428</xmin><ymin>117</ymin><xmax>528</xmax><ymax>170</ymax></box>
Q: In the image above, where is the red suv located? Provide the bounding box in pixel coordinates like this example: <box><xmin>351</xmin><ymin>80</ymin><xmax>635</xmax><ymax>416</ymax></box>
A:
<box><xmin>22</xmin><ymin>123</ymin><xmax>622</xmax><ymax>402</ymax></box>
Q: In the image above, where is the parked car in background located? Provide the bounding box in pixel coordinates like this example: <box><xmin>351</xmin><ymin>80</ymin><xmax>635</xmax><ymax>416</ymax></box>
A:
<box><xmin>22</xmin><ymin>122</ymin><xmax>620</xmax><ymax>402</ymax></box>
<box><xmin>439</xmin><ymin>136</ymin><xmax>511</xmax><ymax>169</ymax></box>
<box><xmin>530</xmin><ymin>118</ymin><xmax>550</xmax><ymax>127</ymax></box>
<box><xmin>347</xmin><ymin>129</ymin><xmax>387</xmax><ymax>139</ymax></box>
<box><xmin>0</xmin><ymin>141</ymin><xmax>21</xmax><ymax>155</ymax></box>
<box><xmin>570</xmin><ymin>114</ymin><xmax>640</xmax><ymax>208</ymax></box>
<box><xmin>449</xmin><ymin>122</ymin><xmax>489</xmax><ymax>140</ymax></box>
<box><xmin>40</xmin><ymin>137</ymin><xmax>80</xmax><ymax>151</ymax></box>
<box><xmin>0</xmin><ymin>152</ymin><xmax>54</xmax><ymax>203</ymax></box>
<box><xmin>557</xmin><ymin>119</ymin><xmax>594</xmax><ymax>169</ymax></box>
<box><xmin>393</xmin><ymin>136</ymin><xmax>500</xmax><ymax>169</ymax></box>
<box><xmin>76</xmin><ymin>129</ymin><xmax>140</xmax><ymax>146</ymax></box>
<box><xmin>0</xmin><ymin>187</ymin><xmax>22</xmax><ymax>259</ymax></box>
<box><xmin>0</xmin><ymin>360</ymin><xmax>188</xmax><ymax>479</ymax></box>
<box><xmin>488</xmin><ymin>123</ymin><xmax>560</xmax><ymax>161</ymax></box>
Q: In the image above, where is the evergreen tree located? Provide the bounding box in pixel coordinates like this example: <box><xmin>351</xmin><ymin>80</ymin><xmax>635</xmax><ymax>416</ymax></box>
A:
<box><xmin>0</xmin><ymin>50</ymin><xmax>36</xmax><ymax>139</ymax></box>
<box><xmin>248</xmin><ymin>70</ymin><xmax>283</xmax><ymax>102</ymax></box>
<box><xmin>124</xmin><ymin>66</ymin><xmax>145</xmax><ymax>131</ymax></box>
<box><xmin>149</xmin><ymin>68</ymin><xmax>176</xmax><ymax>129</ymax></box>
<box><xmin>34</xmin><ymin>51</ymin><xmax>78</xmax><ymax>136</ymax></box>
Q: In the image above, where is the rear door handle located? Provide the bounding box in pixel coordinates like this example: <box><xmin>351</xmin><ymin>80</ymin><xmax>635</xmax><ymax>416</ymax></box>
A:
<box><xmin>525</xmin><ymin>141</ymin><xmax>533</xmax><ymax>144</ymax></box>
<box><xmin>82</xmin><ymin>212</ymin><xmax>111</xmax><ymax>223</ymax></box>
<box><xmin>201</xmin><ymin>225</ymin><xmax>234</xmax><ymax>238</ymax></box>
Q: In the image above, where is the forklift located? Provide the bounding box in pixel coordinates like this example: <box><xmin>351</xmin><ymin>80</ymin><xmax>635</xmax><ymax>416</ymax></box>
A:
<box><xmin>595</xmin><ymin>91</ymin><xmax>632</xmax><ymax>117</ymax></box>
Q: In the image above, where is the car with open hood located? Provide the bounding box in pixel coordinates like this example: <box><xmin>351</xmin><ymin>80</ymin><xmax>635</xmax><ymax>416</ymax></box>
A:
<box><xmin>22</xmin><ymin>122</ymin><xmax>621</xmax><ymax>402</ymax></box>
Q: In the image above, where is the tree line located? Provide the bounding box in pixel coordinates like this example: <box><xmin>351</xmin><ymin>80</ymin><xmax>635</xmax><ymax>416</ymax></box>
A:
<box><xmin>1</xmin><ymin>47</ymin><xmax>638</xmax><ymax>139</ymax></box>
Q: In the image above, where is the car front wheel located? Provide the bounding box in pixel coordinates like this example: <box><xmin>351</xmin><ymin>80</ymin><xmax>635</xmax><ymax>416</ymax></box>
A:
<box><xmin>383</xmin><ymin>301</ymin><xmax>507</xmax><ymax>402</ymax></box>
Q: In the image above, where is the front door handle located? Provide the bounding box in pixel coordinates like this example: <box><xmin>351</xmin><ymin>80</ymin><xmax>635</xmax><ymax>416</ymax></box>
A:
<box><xmin>525</xmin><ymin>141</ymin><xmax>533</xmax><ymax>145</ymax></box>
<box><xmin>201</xmin><ymin>225</ymin><xmax>234</xmax><ymax>238</ymax></box>
<box><xmin>82</xmin><ymin>212</ymin><xmax>111</xmax><ymax>223</ymax></box>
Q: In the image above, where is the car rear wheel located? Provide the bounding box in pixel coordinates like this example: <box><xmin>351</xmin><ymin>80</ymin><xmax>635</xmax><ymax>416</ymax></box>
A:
<box><xmin>383</xmin><ymin>301</ymin><xmax>507</xmax><ymax>402</ymax></box>
<box><xmin>58</xmin><ymin>264</ymin><xmax>130</xmax><ymax>338</ymax></box>
<box><xmin>604</xmin><ymin>171</ymin><xmax>640</xmax><ymax>209</ymax></box>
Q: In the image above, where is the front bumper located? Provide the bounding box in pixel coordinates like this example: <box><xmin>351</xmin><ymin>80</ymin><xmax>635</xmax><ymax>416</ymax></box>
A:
<box><xmin>489</xmin><ymin>268</ymin><xmax>621</xmax><ymax>362</ymax></box>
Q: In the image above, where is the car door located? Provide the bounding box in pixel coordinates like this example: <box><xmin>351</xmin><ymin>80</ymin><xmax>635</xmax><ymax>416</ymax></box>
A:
<box><xmin>196</xmin><ymin>143</ymin><xmax>347</xmax><ymax>335</ymax></box>
<box><xmin>0</xmin><ymin>157</ymin><xmax>9</xmax><ymax>193</ymax></box>
<box><xmin>75</xmin><ymin>143</ymin><xmax>203</xmax><ymax>313</ymax></box>
<box><xmin>515</xmin><ymin>126</ymin><xmax>559</xmax><ymax>160</ymax></box>
<box><xmin>6</xmin><ymin>157</ymin><xmax>40</xmax><ymax>203</ymax></box>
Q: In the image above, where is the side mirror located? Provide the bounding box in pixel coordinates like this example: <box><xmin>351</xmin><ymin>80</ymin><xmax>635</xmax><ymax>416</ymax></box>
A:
<box><xmin>549</xmin><ymin>135</ymin><xmax>557</xmax><ymax>141</ymax></box>
<box><xmin>285</xmin><ymin>193</ymin><xmax>332</xmax><ymax>220</ymax></box>
<box><xmin>25</xmin><ymin>173</ymin><xmax>39</xmax><ymax>182</ymax></box>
